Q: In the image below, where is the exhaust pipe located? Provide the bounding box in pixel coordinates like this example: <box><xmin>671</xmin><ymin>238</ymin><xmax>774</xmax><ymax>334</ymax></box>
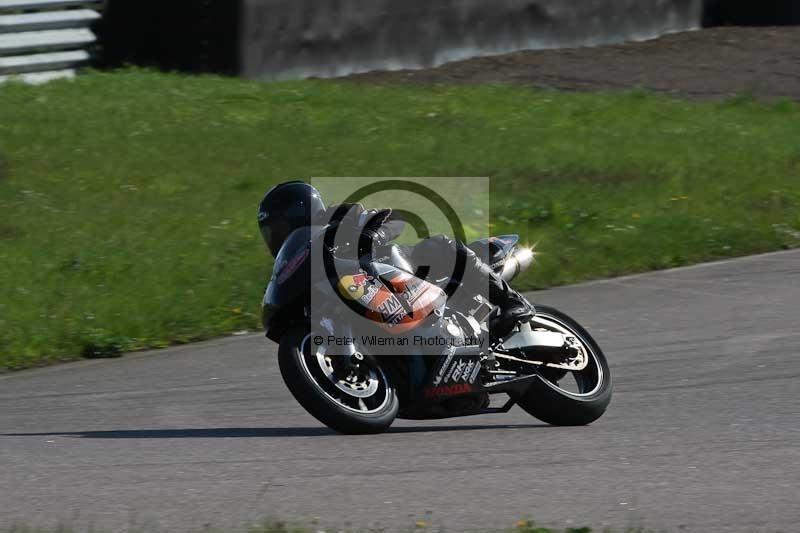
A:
<box><xmin>500</xmin><ymin>247</ymin><xmax>534</xmax><ymax>282</ymax></box>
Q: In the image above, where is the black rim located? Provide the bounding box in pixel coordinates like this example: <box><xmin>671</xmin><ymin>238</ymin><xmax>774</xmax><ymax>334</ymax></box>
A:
<box><xmin>297</xmin><ymin>334</ymin><xmax>392</xmax><ymax>414</ymax></box>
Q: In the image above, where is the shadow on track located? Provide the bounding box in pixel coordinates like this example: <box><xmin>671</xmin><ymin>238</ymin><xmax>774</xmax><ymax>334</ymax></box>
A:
<box><xmin>390</xmin><ymin>423</ymin><xmax>546</xmax><ymax>433</ymax></box>
<box><xmin>2</xmin><ymin>423</ymin><xmax>545</xmax><ymax>439</ymax></box>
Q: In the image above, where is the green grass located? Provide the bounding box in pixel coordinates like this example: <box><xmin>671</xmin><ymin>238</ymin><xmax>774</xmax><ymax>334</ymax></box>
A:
<box><xmin>1</xmin><ymin>69</ymin><xmax>799</xmax><ymax>370</ymax></box>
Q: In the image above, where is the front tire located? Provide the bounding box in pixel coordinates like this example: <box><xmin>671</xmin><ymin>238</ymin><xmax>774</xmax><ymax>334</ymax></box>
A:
<box><xmin>278</xmin><ymin>326</ymin><xmax>399</xmax><ymax>434</ymax></box>
<box><xmin>517</xmin><ymin>306</ymin><xmax>613</xmax><ymax>426</ymax></box>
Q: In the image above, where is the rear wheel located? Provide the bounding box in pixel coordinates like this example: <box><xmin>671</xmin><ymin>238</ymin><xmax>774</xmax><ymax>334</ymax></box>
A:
<box><xmin>278</xmin><ymin>326</ymin><xmax>399</xmax><ymax>434</ymax></box>
<box><xmin>517</xmin><ymin>306</ymin><xmax>612</xmax><ymax>426</ymax></box>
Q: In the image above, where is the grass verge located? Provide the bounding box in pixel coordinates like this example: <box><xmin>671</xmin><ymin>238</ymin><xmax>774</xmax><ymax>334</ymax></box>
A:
<box><xmin>1</xmin><ymin>69</ymin><xmax>799</xmax><ymax>369</ymax></box>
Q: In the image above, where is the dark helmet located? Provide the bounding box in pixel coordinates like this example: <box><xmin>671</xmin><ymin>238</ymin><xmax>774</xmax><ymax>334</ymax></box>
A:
<box><xmin>257</xmin><ymin>181</ymin><xmax>325</xmax><ymax>257</ymax></box>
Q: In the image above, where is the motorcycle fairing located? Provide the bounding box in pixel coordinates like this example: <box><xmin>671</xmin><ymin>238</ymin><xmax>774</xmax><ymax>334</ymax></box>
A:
<box><xmin>467</xmin><ymin>234</ymin><xmax>520</xmax><ymax>272</ymax></box>
<box><xmin>263</xmin><ymin>225</ymin><xmax>448</xmax><ymax>340</ymax></box>
<box><xmin>262</xmin><ymin>226</ymin><xmax>314</xmax><ymax>341</ymax></box>
<box><xmin>332</xmin><ymin>264</ymin><xmax>447</xmax><ymax>335</ymax></box>
<box><xmin>419</xmin><ymin>347</ymin><xmax>484</xmax><ymax>400</ymax></box>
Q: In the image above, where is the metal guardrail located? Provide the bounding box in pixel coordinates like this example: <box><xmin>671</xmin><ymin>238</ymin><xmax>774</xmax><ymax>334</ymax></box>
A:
<box><xmin>0</xmin><ymin>0</ymin><xmax>102</xmax><ymax>84</ymax></box>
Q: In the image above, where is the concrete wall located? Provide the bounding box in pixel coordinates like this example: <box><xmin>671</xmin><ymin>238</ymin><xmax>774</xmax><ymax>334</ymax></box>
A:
<box><xmin>240</xmin><ymin>0</ymin><xmax>704</xmax><ymax>80</ymax></box>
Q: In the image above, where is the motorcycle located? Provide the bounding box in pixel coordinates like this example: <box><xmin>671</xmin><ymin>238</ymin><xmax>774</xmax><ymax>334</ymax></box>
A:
<box><xmin>262</xmin><ymin>225</ymin><xmax>612</xmax><ymax>434</ymax></box>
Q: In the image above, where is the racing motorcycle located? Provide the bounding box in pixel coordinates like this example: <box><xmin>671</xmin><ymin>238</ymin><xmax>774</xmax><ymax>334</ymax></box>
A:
<box><xmin>262</xmin><ymin>226</ymin><xmax>612</xmax><ymax>434</ymax></box>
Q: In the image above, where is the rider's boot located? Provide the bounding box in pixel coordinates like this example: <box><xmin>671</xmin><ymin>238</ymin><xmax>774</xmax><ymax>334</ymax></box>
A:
<box><xmin>483</xmin><ymin>264</ymin><xmax>534</xmax><ymax>341</ymax></box>
<box><xmin>411</xmin><ymin>236</ymin><xmax>534</xmax><ymax>342</ymax></box>
<box><xmin>459</xmin><ymin>245</ymin><xmax>534</xmax><ymax>342</ymax></box>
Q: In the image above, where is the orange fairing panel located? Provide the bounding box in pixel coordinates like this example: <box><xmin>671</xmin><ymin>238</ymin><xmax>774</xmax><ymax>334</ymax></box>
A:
<box><xmin>337</xmin><ymin>270</ymin><xmax>446</xmax><ymax>334</ymax></box>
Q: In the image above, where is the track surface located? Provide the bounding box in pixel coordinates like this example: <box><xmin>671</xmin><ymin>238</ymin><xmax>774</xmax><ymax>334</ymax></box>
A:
<box><xmin>1</xmin><ymin>251</ymin><xmax>799</xmax><ymax>532</ymax></box>
<box><xmin>349</xmin><ymin>26</ymin><xmax>800</xmax><ymax>101</ymax></box>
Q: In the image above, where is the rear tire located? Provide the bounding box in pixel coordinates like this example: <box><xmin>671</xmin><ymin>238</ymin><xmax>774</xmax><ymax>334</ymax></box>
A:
<box><xmin>278</xmin><ymin>326</ymin><xmax>399</xmax><ymax>434</ymax></box>
<box><xmin>517</xmin><ymin>306</ymin><xmax>613</xmax><ymax>426</ymax></box>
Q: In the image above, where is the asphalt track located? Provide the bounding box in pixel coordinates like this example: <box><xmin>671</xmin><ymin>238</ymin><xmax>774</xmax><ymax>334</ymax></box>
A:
<box><xmin>1</xmin><ymin>250</ymin><xmax>799</xmax><ymax>532</ymax></box>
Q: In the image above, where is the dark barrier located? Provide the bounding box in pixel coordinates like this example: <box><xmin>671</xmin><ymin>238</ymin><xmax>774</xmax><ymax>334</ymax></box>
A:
<box><xmin>101</xmin><ymin>0</ymin><xmax>710</xmax><ymax>79</ymax></box>
<box><xmin>703</xmin><ymin>0</ymin><xmax>800</xmax><ymax>26</ymax></box>
<box><xmin>99</xmin><ymin>0</ymin><xmax>240</xmax><ymax>73</ymax></box>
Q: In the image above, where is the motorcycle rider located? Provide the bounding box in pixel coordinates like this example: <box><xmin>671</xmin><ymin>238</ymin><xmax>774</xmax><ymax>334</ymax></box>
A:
<box><xmin>257</xmin><ymin>180</ymin><xmax>533</xmax><ymax>341</ymax></box>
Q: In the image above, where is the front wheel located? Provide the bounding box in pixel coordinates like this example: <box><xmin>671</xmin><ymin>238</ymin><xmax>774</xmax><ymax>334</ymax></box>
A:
<box><xmin>278</xmin><ymin>326</ymin><xmax>399</xmax><ymax>434</ymax></box>
<box><xmin>517</xmin><ymin>306</ymin><xmax>613</xmax><ymax>426</ymax></box>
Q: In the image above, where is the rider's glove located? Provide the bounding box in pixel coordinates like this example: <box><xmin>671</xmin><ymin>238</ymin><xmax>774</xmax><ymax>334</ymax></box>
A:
<box><xmin>359</xmin><ymin>208</ymin><xmax>394</xmax><ymax>247</ymax></box>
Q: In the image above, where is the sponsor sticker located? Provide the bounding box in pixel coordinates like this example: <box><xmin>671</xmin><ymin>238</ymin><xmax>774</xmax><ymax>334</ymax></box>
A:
<box><xmin>424</xmin><ymin>383</ymin><xmax>473</xmax><ymax>399</ymax></box>
<box><xmin>338</xmin><ymin>272</ymin><xmax>375</xmax><ymax>301</ymax></box>
<box><xmin>276</xmin><ymin>246</ymin><xmax>310</xmax><ymax>284</ymax></box>
<box><xmin>444</xmin><ymin>361</ymin><xmax>458</xmax><ymax>383</ymax></box>
<box><xmin>469</xmin><ymin>361</ymin><xmax>482</xmax><ymax>383</ymax></box>
<box><xmin>359</xmin><ymin>285</ymin><xmax>380</xmax><ymax>305</ymax></box>
<box><xmin>433</xmin><ymin>352</ymin><xmax>456</xmax><ymax>386</ymax></box>
<box><xmin>403</xmin><ymin>278</ymin><xmax>423</xmax><ymax>303</ymax></box>
<box><xmin>450</xmin><ymin>360</ymin><xmax>467</xmax><ymax>382</ymax></box>
<box><xmin>378</xmin><ymin>295</ymin><xmax>406</xmax><ymax>327</ymax></box>
<box><xmin>462</xmin><ymin>360</ymin><xmax>475</xmax><ymax>382</ymax></box>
